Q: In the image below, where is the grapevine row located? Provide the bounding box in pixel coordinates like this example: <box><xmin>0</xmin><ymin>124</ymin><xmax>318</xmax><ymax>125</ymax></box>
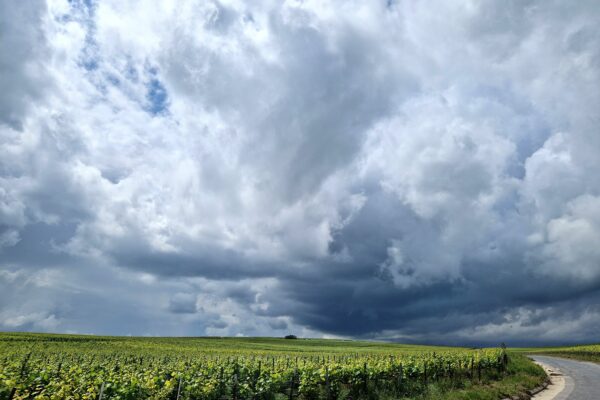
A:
<box><xmin>0</xmin><ymin>349</ymin><xmax>507</xmax><ymax>399</ymax></box>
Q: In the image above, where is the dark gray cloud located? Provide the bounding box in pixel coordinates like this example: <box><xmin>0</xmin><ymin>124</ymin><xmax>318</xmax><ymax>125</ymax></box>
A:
<box><xmin>168</xmin><ymin>293</ymin><xmax>198</xmax><ymax>314</ymax></box>
<box><xmin>0</xmin><ymin>0</ymin><xmax>599</xmax><ymax>345</ymax></box>
<box><xmin>0</xmin><ymin>0</ymin><xmax>50</xmax><ymax>130</ymax></box>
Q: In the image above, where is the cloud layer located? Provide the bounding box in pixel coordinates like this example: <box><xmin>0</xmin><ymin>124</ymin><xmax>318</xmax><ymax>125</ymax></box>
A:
<box><xmin>1</xmin><ymin>0</ymin><xmax>599</xmax><ymax>345</ymax></box>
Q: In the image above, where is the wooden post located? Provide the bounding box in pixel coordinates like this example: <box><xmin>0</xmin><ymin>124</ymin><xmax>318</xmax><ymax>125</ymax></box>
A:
<box><xmin>176</xmin><ymin>377</ymin><xmax>182</xmax><ymax>400</ymax></box>
<box><xmin>398</xmin><ymin>363</ymin><xmax>403</xmax><ymax>388</ymax></box>
<box><xmin>20</xmin><ymin>353</ymin><xmax>31</xmax><ymax>377</ymax></box>
<box><xmin>252</xmin><ymin>361</ymin><xmax>261</xmax><ymax>399</ymax></box>
<box><xmin>9</xmin><ymin>353</ymin><xmax>33</xmax><ymax>400</ymax></box>
<box><xmin>477</xmin><ymin>362</ymin><xmax>481</xmax><ymax>382</ymax></box>
<box><xmin>219</xmin><ymin>366</ymin><xmax>225</xmax><ymax>394</ymax></box>
<box><xmin>363</xmin><ymin>362</ymin><xmax>368</xmax><ymax>392</ymax></box>
<box><xmin>232</xmin><ymin>374</ymin><xmax>238</xmax><ymax>400</ymax></box>
<box><xmin>288</xmin><ymin>369</ymin><xmax>296</xmax><ymax>400</ymax></box>
<box><xmin>325</xmin><ymin>366</ymin><xmax>330</xmax><ymax>400</ymax></box>
<box><xmin>98</xmin><ymin>382</ymin><xmax>105</xmax><ymax>400</ymax></box>
<box><xmin>501</xmin><ymin>343</ymin><xmax>508</xmax><ymax>372</ymax></box>
<box><xmin>218</xmin><ymin>366</ymin><xmax>224</xmax><ymax>396</ymax></box>
<box><xmin>470</xmin><ymin>358</ymin><xmax>474</xmax><ymax>380</ymax></box>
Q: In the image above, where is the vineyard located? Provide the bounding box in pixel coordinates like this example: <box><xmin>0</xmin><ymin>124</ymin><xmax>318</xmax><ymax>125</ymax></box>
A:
<box><xmin>517</xmin><ymin>343</ymin><xmax>600</xmax><ymax>364</ymax></box>
<box><xmin>0</xmin><ymin>333</ymin><xmax>511</xmax><ymax>400</ymax></box>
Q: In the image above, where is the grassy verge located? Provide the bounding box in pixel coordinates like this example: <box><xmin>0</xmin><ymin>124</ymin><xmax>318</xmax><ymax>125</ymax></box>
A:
<box><xmin>410</xmin><ymin>353</ymin><xmax>546</xmax><ymax>400</ymax></box>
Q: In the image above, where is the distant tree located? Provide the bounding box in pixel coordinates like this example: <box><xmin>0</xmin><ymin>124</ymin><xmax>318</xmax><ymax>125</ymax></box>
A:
<box><xmin>284</xmin><ymin>334</ymin><xmax>297</xmax><ymax>339</ymax></box>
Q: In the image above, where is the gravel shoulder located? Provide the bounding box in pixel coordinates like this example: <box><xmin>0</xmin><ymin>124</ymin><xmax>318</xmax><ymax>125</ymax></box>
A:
<box><xmin>530</xmin><ymin>358</ymin><xmax>569</xmax><ymax>400</ymax></box>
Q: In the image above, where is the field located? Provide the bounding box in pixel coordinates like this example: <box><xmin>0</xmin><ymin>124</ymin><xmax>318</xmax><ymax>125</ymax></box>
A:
<box><xmin>516</xmin><ymin>344</ymin><xmax>600</xmax><ymax>363</ymax></box>
<box><xmin>0</xmin><ymin>333</ymin><xmax>544</xmax><ymax>400</ymax></box>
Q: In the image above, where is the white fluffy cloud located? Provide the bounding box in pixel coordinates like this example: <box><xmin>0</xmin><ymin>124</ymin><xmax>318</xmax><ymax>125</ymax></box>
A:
<box><xmin>0</xmin><ymin>0</ymin><xmax>599</xmax><ymax>344</ymax></box>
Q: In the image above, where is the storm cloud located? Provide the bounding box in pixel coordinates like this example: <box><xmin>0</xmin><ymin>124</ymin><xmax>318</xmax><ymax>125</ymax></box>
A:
<box><xmin>1</xmin><ymin>0</ymin><xmax>600</xmax><ymax>345</ymax></box>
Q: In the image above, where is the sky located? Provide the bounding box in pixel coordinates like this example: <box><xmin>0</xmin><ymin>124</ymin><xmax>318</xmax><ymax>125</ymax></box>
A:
<box><xmin>0</xmin><ymin>0</ymin><xmax>599</xmax><ymax>346</ymax></box>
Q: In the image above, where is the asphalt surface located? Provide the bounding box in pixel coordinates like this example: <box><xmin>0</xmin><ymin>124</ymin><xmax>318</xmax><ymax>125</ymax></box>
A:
<box><xmin>530</xmin><ymin>355</ymin><xmax>600</xmax><ymax>400</ymax></box>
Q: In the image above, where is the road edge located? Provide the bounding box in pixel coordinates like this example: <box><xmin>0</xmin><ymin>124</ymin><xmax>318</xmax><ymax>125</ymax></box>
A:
<box><xmin>499</xmin><ymin>358</ymin><xmax>552</xmax><ymax>400</ymax></box>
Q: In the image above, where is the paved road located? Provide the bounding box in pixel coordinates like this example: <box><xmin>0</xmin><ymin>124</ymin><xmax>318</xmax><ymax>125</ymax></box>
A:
<box><xmin>530</xmin><ymin>355</ymin><xmax>600</xmax><ymax>400</ymax></box>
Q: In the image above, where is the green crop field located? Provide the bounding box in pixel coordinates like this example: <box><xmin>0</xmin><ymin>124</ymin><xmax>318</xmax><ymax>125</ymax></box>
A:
<box><xmin>0</xmin><ymin>333</ymin><xmax>544</xmax><ymax>400</ymax></box>
<box><xmin>515</xmin><ymin>343</ymin><xmax>600</xmax><ymax>363</ymax></box>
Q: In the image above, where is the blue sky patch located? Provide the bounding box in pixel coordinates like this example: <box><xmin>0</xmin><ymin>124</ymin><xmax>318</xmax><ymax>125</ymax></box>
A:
<box><xmin>145</xmin><ymin>77</ymin><xmax>169</xmax><ymax>116</ymax></box>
